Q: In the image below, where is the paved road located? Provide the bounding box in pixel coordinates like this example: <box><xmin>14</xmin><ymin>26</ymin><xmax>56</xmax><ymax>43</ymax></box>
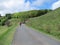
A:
<box><xmin>12</xmin><ymin>24</ymin><xmax>60</xmax><ymax>45</ymax></box>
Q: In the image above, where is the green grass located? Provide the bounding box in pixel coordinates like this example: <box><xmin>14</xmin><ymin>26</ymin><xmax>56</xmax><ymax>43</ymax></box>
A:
<box><xmin>0</xmin><ymin>18</ymin><xmax>19</xmax><ymax>45</ymax></box>
<box><xmin>26</xmin><ymin>8</ymin><xmax>60</xmax><ymax>39</ymax></box>
<box><xmin>0</xmin><ymin>26</ymin><xmax>7</xmax><ymax>36</ymax></box>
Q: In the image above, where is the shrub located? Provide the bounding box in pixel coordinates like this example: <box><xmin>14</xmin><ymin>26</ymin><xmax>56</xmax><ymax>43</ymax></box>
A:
<box><xmin>5</xmin><ymin>21</ymin><xmax>11</xmax><ymax>27</ymax></box>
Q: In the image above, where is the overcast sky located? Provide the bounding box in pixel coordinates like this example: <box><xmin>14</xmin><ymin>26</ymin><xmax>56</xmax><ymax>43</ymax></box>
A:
<box><xmin>0</xmin><ymin>0</ymin><xmax>60</xmax><ymax>16</ymax></box>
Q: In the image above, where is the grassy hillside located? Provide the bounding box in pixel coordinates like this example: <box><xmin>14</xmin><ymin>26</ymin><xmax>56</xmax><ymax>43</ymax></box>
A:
<box><xmin>12</xmin><ymin>10</ymin><xmax>51</xmax><ymax>22</ymax></box>
<box><xmin>26</xmin><ymin>8</ymin><xmax>60</xmax><ymax>39</ymax></box>
<box><xmin>0</xmin><ymin>18</ymin><xmax>19</xmax><ymax>45</ymax></box>
<box><xmin>0</xmin><ymin>14</ymin><xmax>20</xmax><ymax>45</ymax></box>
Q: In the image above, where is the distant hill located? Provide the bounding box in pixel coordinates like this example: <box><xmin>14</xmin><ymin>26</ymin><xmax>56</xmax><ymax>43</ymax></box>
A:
<box><xmin>26</xmin><ymin>8</ymin><xmax>60</xmax><ymax>39</ymax></box>
<box><xmin>12</xmin><ymin>9</ymin><xmax>52</xmax><ymax>22</ymax></box>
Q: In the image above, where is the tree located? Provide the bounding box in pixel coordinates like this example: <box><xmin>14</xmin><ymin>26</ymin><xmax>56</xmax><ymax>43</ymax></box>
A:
<box><xmin>5</xmin><ymin>14</ymin><xmax>12</xmax><ymax>19</ymax></box>
<box><xmin>0</xmin><ymin>14</ymin><xmax>1</xmax><ymax>17</ymax></box>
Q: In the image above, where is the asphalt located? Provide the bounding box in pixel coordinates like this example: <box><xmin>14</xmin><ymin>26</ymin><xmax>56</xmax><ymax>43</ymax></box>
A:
<box><xmin>12</xmin><ymin>24</ymin><xmax>60</xmax><ymax>45</ymax></box>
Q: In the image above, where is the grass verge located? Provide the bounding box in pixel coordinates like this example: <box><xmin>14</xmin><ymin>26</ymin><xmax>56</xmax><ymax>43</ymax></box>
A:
<box><xmin>0</xmin><ymin>18</ymin><xmax>19</xmax><ymax>45</ymax></box>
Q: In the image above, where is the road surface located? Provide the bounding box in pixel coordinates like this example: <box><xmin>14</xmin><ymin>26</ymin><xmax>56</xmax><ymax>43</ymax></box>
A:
<box><xmin>12</xmin><ymin>24</ymin><xmax>60</xmax><ymax>45</ymax></box>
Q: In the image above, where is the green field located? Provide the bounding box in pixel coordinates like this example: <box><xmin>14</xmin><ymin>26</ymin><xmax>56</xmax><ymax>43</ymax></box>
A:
<box><xmin>0</xmin><ymin>18</ymin><xmax>19</xmax><ymax>45</ymax></box>
<box><xmin>26</xmin><ymin>8</ymin><xmax>60</xmax><ymax>39</ymax></box>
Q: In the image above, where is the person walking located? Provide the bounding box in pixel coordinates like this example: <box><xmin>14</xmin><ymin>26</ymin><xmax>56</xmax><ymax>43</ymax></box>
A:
<box><xmin>20</xmin><ymin>22</ymin><xmax>22</xmax><ymax>26</ymax></box>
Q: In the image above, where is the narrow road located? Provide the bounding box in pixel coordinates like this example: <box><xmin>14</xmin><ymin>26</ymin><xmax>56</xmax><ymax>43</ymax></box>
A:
<box><xmin>12</xmin><ymin>24</ymin><xmax>60</xmax><ymax>45</ymax></box>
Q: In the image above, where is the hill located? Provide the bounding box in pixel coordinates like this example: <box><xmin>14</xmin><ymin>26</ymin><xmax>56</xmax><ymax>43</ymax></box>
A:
<box><xmin>26</xmin><ymin>8</ymin><xmax>60</xmax><ymax>39</ymax></box>
<box><xmin>12</xmin><ymin>10</ymin><xmax>51</xmax><ymax>22</ymax></box>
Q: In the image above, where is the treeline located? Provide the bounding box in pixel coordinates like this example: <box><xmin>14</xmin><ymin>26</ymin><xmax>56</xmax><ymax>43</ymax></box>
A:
<box><xmin>0</xmin><ymin>14</ymin><xmax>12</xmax><ymax>26</ymax></box>
<box><xmin>0</xmin><ymin>9</ymin><xmax>52</xmax><ymax>26</ymax></box>
<box><xmin>12</xmin><ymin>9</ymin><xmax>52</xmax><ymax>21</ymax></box>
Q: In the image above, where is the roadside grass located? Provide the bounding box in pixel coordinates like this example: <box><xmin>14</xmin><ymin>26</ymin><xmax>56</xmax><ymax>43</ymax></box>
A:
<box><xmin>0</xmin><ymin>26</ymin><xmax>8</xmax><ymax>36</ymax></box>
<box><xmin>0</xmin><ymin>18</ymin><xmax>19</xmax><ymax>45</ymax></box>
<box><xmin>26</xmin><ymin>8</ymin><xmax>60</xmax><ymax>39</ymax></box>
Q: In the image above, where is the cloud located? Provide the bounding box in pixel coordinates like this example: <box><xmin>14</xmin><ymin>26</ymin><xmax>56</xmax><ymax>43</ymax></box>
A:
<box><xmin>0</xmin><ymin>0</ymin><xmax>55</xmax><ymax>16</ymax></box>
<box><xmin>51</xmin><ymin>0</ymin><xmax>60</xmax><ymax>10</ymax></box>
<box><xmin>0</xmin><ymin>0</ymin><xmax>35</xmax><ymax>16</ymax></box>
<box><xmin>0</xmin><ymin>0</ymin><xmax>27</xmax><ymax>16</ymax></box>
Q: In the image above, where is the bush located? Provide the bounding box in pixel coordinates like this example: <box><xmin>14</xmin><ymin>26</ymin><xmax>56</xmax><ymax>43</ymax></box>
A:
<box><xmin>5</xmin><ymin>21</ymin><xmax>11</xmax><ymax>27</ymax></box>
<box><xmin>5</xmin><ymin>14</ymin><xmax>12</xmax><ymax>19</ymax></box>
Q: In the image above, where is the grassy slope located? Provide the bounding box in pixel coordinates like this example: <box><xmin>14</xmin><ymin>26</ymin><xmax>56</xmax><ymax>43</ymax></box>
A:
<box><xmin>0</xmin><ymin>18</ymin><xmax>20</xmax><ymax>45</ymax></box>
<box><xmin>26</xmin><ymin>8</ymin><xmax>60</xmax><ymax>39</ymax></box>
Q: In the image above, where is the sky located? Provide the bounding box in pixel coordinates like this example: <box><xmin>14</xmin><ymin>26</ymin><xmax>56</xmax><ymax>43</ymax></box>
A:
<box><xmin>0</xmin><ymin>0</ymin><xmax>60</xmax><ymax>16</ymax></box>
